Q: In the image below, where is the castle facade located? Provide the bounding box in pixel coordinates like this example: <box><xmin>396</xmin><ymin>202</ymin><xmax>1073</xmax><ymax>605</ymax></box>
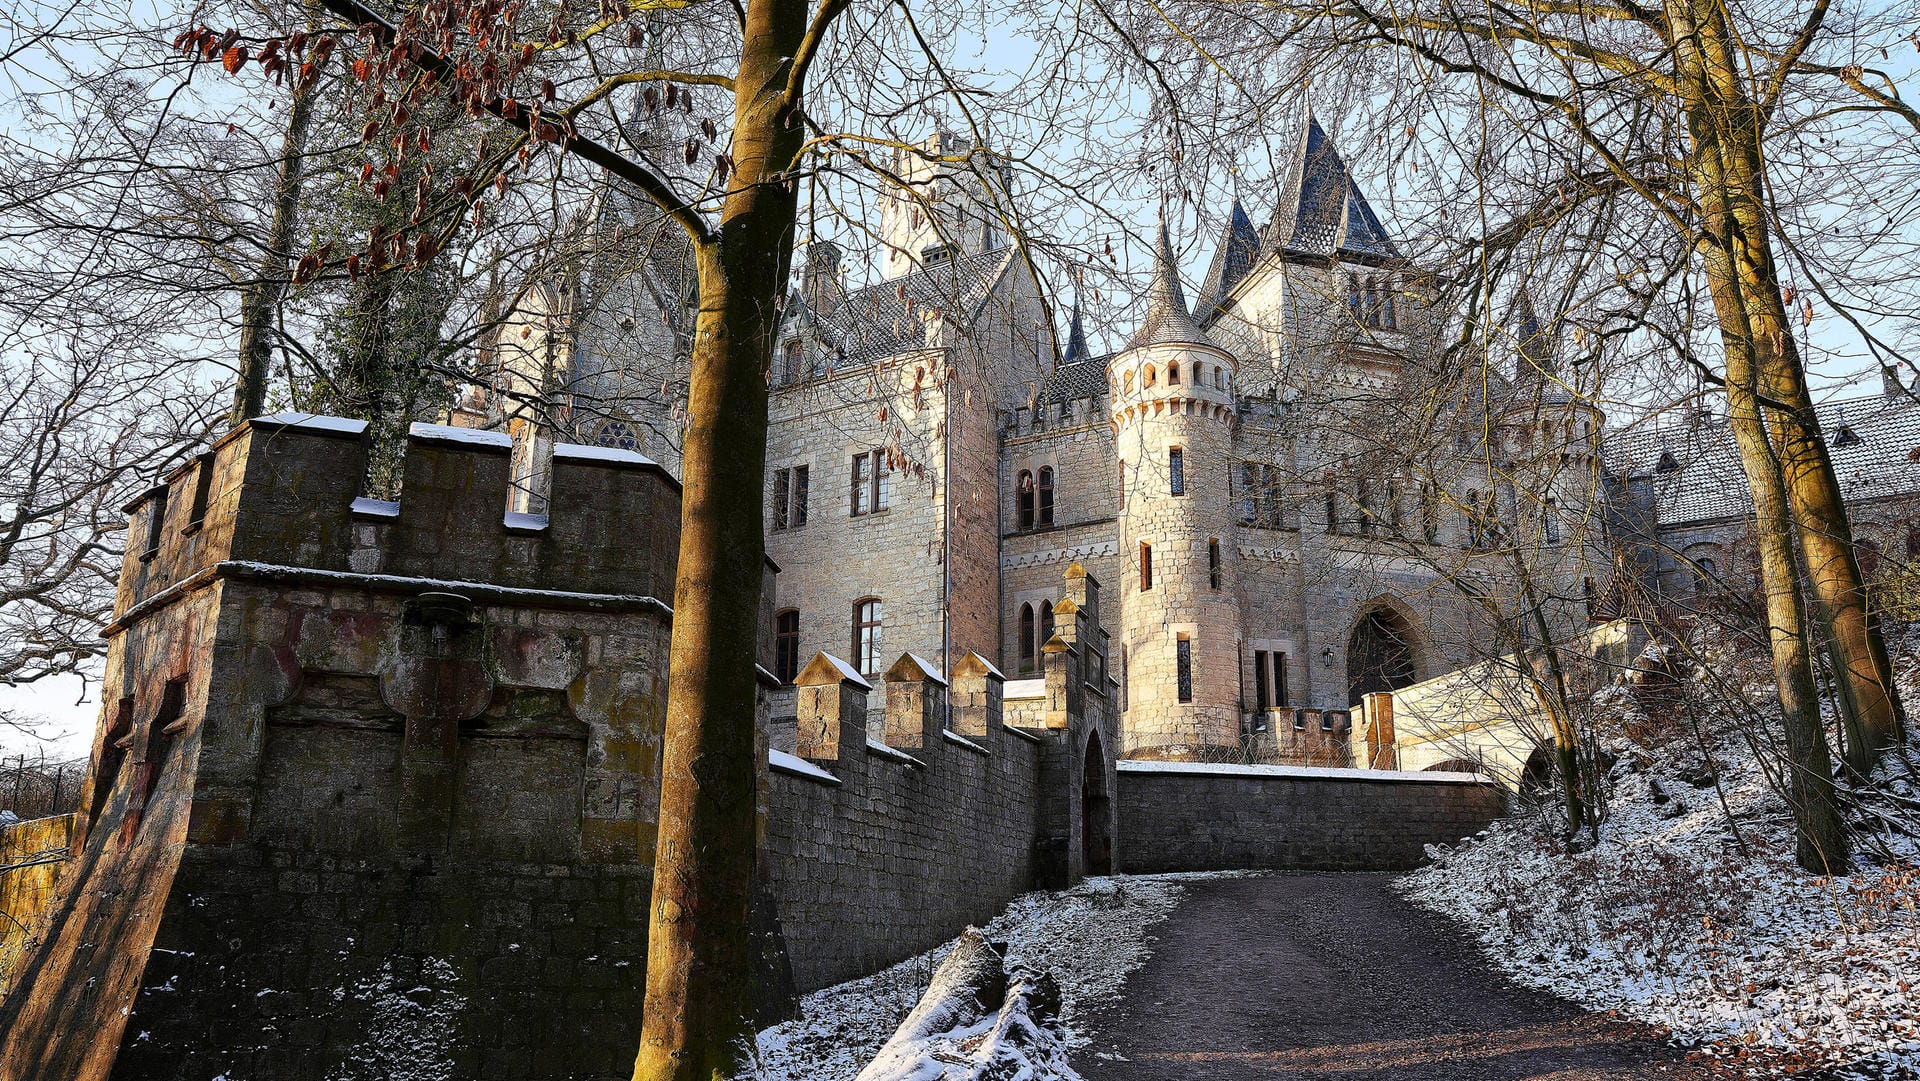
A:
<box><xmin>473</xmin><ymin>120</ymin><xmax>1611</xmax><ymax>764</ymax></box>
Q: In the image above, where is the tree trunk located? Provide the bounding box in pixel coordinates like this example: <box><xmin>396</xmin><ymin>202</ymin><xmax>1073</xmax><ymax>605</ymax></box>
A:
<box><xmin>634</xmin><ymin>0</ymin><xmax>805</xmax><ymax>1074</ymax></box>
<box><xmin>1666</xmin><ymin>0</ymin><xmax>1904</xmax><ymax>777</ymax></box>
<box><xmin>1726</xmin><ymin>371</ymin><xmax>1850</xmax><ymax>872</ymax></box>
<box><xmin>230</xmin><ymin>1</ymin><xmax>321</xmax><ymax>426</ymax></box>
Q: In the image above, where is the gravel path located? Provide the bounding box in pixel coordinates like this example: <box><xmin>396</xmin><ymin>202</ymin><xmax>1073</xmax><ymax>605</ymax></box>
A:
<box><xmin>1074</xmin><ymin>873</ymin><xmax>1712</xmax><ymax>1080</ymax></box>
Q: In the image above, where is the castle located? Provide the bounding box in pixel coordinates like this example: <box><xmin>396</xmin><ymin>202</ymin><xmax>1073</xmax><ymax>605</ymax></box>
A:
<box><xmin>467</xmin><ymin>119</ymin><xmax>1610</xmax><ymax>766</ymax></box>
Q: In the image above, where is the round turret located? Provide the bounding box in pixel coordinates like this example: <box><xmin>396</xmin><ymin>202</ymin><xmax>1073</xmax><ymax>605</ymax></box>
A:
<box><xmin>1110</xmin><ymin>216</ymin><xmax>1245</xmax><ymax>761</ymax></box>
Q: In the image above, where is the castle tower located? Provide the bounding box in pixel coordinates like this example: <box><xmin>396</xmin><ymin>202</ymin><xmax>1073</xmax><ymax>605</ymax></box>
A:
<box><xmin>1109</xmin><ymin>213</ymin><xmax>1244</xmax><ymax>760</ymax></box>
<box><xmin>878</xmin><ymin>131</ymin><xmax>1005</xmax><ymax>279</ymax></box>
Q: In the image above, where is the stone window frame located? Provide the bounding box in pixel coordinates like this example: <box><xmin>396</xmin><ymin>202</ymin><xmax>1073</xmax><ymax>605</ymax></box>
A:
<box><xmin>849</xmin><ymin>448</ymin><xmax>891</xmax><ymax>517</ymax></box>
<box><xmin>1139</xmin><ymin>541</ymin><xmax>1153</xmax><ymax>592</ymax></box>
<box><xmin>774</xmin><ymin>608</ymin><xmax>801</xmax><ymax>683</ymax></box>
<box><xmin>852</xmin><ymin>597</ymin><xmax>884</xmax><ymax>677</ymax></box>
<box><xmin>1168</xmin><ymin>446</ymin><xmax>1185</xmax><ymax>497</ymax></box>
<box><xmin>1175</xmin><ymin>634</ymin><xmax>1194</xmax><ymax>703</ymax></box>
<box><xmin>1247</xmin><ymin>637</ymin><xmax>1295</xmax><ymax>712</ymax></box>
<box><xmin>771</xmin><ymin>459</ymin><xmax>812</xmax><ymax>531</ymax></box>
<box><xmin>1207</xmin><ymin>538</ymin><xmax>1221</xmax><ymax>590</ymax></box>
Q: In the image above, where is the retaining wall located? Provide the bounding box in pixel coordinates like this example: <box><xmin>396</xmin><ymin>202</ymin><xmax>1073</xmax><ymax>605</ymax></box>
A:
<box><xmin>1116</xmin><ymin>760</ymin><xmax>1503</xmax><ymax>872</ymax></box>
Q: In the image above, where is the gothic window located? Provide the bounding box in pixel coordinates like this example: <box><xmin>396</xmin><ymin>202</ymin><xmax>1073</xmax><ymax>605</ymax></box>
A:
<box><xmin>852</xmin><ymin>598</ymin><xmax>884</xmax><ymax>677</ymax></box>
<box><xmin>1140</xmin><ymin>542</ymin><xmax>1153</xmax><ymax>591</ymax></box>
<box><xmin>1016</xmin><ymin>470</ymin><xmax>1036</xmax><ymax>531</ymax></box>
<box><xmin>783</xmin><ymin>340</ymin><xmax>803</xmax><ymax>384</ymax></box>
<box><xmin>1037</xmin><ymin>467</ymin><xmax>1055</xmax><ymax>526</ymax></box>
<box><xmin>1208</xmin><ymin>538</ymin><xmax>1222</xmax><ymax>590</ymax></box>
<box><xmin>1176</xmin><ymin>636</ymin><xmax>1194</xmax><ymax>703</ymax></box>
<box><xmin>1040</xmin><ymin>600</ymin><xmax>1056</xmax><ymax>647</ymax></box>
<box><xmin>1019</xmin><ymin>604</ymin><xmax>1036</xmax><ymax>672</ymax></box>
<box><xmin>594</xmin><ymin>419</ymin><xmax>641</xmax><ymax>450</ymax></box>
<box><xmin>1169</xmin><ymin>446</ymin><xmax>1185</xmax><ymax>496</ymax></box>
<box><xmin>775</xmin><ymin>610</ymin><xmax>801</xmax><ymax>684</ymax></box>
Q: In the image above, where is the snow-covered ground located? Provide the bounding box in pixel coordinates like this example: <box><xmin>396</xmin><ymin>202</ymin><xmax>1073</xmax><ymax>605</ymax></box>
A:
<box><xmin>1403</xmin><ymin>627</ymin><xmax>1920</xmax><ymax>1079</ymax></box>
<box><xmin>754</xmin><ymin>874</ymin><xmax>1234</xmax><ymax>1080</ymax></box>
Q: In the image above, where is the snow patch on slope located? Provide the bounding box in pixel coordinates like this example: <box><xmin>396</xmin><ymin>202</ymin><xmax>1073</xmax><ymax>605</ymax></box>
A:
<box><xmin>754</xmin><ymin>874</ymin><xmax>1207</xmax><ymax>1081</ymax></box>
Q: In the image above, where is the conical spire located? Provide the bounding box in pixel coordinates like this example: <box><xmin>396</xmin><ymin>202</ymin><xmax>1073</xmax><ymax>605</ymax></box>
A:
<box><xmin>1128</xmin><ymin>208</ymin><xmax>1216</xmax><ymax>350</ymax></box>
<box><xmin>1269</xmin><ymin>114</ymin><xmax>1398</xmax><ymax>260</ymax></box>
<box><xmin>1198</xmin><ymin>198</ymin><xmax>1262</xmax><ymax>322</ymax></box>
<box><xmin>1509</xmin><ymin>290</ymin><xmax>1554</xmax><ymax>383</ymax></box>
<box><xmin>1060</xmin><ymin>298</ymin><xmax>1090</xmax><ymax>366</ymax></box>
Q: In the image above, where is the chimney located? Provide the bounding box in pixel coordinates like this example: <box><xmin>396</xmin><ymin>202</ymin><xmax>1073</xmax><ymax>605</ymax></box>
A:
<box><xmin>802</xmin><ymin>241</ymin><xmax>844</xmax><ymax>314</ymax></box>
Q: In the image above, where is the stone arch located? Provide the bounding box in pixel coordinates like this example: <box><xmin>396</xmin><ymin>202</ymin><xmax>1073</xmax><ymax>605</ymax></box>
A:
<box><xmin>1344</xmin><ymin>597</ymin><xmax>1428</xmax><ymax>706</ymax></box>
<box><xmin>1424</xmin><ymin>758</ymin><xmax>1484</xmax><ymax>775</ymax></box>
<box><xmin>1080</xmin><ymin>727</ymin><xmax>1113</xmax><ymax>876</ymax></box>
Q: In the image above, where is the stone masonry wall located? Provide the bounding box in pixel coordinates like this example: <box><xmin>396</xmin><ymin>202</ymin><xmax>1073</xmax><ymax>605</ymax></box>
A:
<box><xmin>0</xmin><ymin>814</ymin><xmax>72</xmax><ymax>1001</ymax></box>
<box><xmin>0</xmin><ymin>415</ymin><xmax>679</xmax><ymax>1081</ymax></box>
<box><xmin>1116</xmin><ymin>760</ymin><xmax>1502</xmax><ymax>872</ymax></box>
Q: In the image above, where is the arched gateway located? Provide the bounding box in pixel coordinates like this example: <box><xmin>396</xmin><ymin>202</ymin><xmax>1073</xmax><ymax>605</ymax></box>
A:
<box><xmin>1081</xmin><ymin>730</ymin><xmax>1113</xmax><ymax>875</ymax></box>
<box><xmin>1347</xmin><ymin>605</ymin><xmax>1420</xmax><ymax>705</ymax></box>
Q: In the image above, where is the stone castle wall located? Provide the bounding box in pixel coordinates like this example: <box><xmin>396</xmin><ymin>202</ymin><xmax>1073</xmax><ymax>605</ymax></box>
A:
<box><xmin>0</xmin><ymin>415</ymin><xmax>680</xmax><ymax>1081</ymax></box>
<box><xmin>0</xmin><ymin>813</ymin><xmax>72</xmax><ymax>1001</ymax></box>
<box><xmin>1116</xmin><ymin>760</ymin><xmax>1502</xmax><ymax>872</ymax></box>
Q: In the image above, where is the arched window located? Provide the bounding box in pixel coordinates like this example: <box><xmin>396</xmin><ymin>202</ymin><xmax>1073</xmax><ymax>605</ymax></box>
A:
<box><xmin>1194</xmin><ymin>363</ymin><xmax>1207</xmax><ymax>386</ymax></box>
<box><xmin>1040</xmin><ymin>600</ymin><xmax>1056</xmax><ymax>647</ymax></box>
<box><xmin>775</xmin><ymin>609</ymin><xmax>801</xmax><ymax>684</ymax></box>
<box><xmin>852</xmin><ymin>598</ymin><xmax>883</xmax><ymax>677</ymax></box>
<box><xmin>1018</xmin><ymin>603</ymin><xmax>1036</xmax><ymax>671</ymax></box>
<box><xmin>1168</xmin><ymin>361</ymin><xmax>1181</xmax><ymax>385</ymax></box>
<box><xmin>1168</xmin><ymin>446</ymin><xmax>1185</xmax><ymax>496</ymax></box>
<box><xmin>1123</xmin><ymin>371</ymin><xmax>1135</xmax><ymax>393</ymax></box>
<box><xmin>1143</xmin><ymin>364</ymin><xmax>1157</xmax><ymax>388</ymax></box>
<box><xmin>1016</xmin><ymin>470</ymin><xmax>1036</xmax><ymax>531</ymax></box>
<box><xmin>1214</xmin><ymin>367</ymin><xmax>1225</xmax><ymax>389</ymax></box>
<box><xmin>1037</xmin><ymin>467</ymin><xmax>1055</xmax><ymax>526</ymax></box>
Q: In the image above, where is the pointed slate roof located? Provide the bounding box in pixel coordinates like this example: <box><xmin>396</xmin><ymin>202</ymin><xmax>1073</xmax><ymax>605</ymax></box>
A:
<box><xmin>1128</xmin><ymin>211</ymin><xmax>1217</xmax><ymax>350</ymax></box>
<box><xmin>1060</xmin><ymin>300</ymin><xmax>1090</xmax><ymax>367</ymax></box>
<box><xmin>1270</xmin><ymin>116</ymin><xmax>1399</xmax><ymax>261</ymax></box>
<box><xmin>1198</xmin><ymin>198</ymin><xmax>1262</xmax><ymax>317</ymax></box>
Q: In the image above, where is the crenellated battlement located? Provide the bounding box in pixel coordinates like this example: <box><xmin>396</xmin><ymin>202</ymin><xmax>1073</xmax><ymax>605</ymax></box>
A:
<box><xmin>114</xmin><ymin>414</ymin><xmax>681</xmax><ymax>623</ymax></box>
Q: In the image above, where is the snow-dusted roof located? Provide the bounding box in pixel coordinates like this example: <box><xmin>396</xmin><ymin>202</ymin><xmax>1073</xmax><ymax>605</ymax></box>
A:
<box><xmin>552</xmin><ymin>442</ymin><xmax>659</xmax><ymax>468</ymax></box>
<box><xmin>801</xmin><ymin>247</ymin><xmax>1013</xmax><ymax>364</ymax></box>
<box><xmin>408</xmin><ymin>422</ymin><xmax>513</xmax><ymax>450</ymax></box>
<box><xmin>1604</xmin><ymin>393</ymin><xmax>1920</xmax><ymax>526</ymax></box>
<box><xmin>1118</xmin><ymin>760</ymin><xmax>1491</xmax><ymax>785</ymax></box>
